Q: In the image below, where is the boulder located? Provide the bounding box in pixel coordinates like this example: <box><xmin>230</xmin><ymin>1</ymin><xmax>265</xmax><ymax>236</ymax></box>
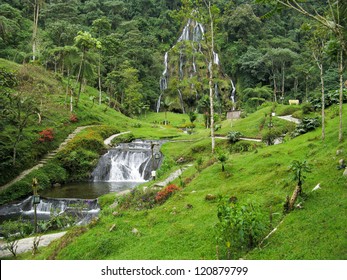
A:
<box><xmin>205</xmin><ymin>194</ymin><xmax>216</xmax><ymax>201</ymax></box>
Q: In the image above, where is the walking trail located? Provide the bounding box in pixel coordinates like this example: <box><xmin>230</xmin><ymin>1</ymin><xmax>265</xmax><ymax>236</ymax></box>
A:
<box><xmin>0</xmin><ymin>231</ymin><xmax>67</xmax><ymax>258</ymax></box>
<box><xmin>277</xmin><ymin>115</ymin><xmax>301</xmax><ymax>124</ymax></box>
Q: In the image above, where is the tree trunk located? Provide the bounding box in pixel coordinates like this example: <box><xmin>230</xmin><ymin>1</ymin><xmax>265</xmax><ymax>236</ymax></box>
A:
<box><xmin>281</xmin><ymin>62</ymin><xmax>285</xmax><ymax>102</ymax></box>
<box><xmin>98</xmin><ymin>53</ymin><xmax>102</xmax><ymax>105</ymax></box>
<box><xmin>288</xmin><ymin>185</ymin><xmax>301</xmax><ymax>211</ymax></box>
<box><xmin>75</xmin><ymin>51</ymin><xmax>85</xmax><ymax>108</ymax></box>
<box><xmin>338</xmin><ymin>48</ymin><xmax>344</xmax><ymax>143</ymax></box>
<box><xmin>319</xmin><ymin>63</ymin><xmax>325</xmax><ymax>141</ymax></box>
<box><xmin>32</xmin><ymin>1</ymin><xmax>40</xmax><ymax>61</ymax></box>
<box><xmin>207</xmin><ymin>1</ymin><xmax>215</xmax><ymax>154</ymax></box>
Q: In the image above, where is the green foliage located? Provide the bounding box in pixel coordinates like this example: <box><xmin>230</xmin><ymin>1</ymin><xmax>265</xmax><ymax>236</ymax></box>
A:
<box><xmin>57</xmin><ymin>148</ymin><xmax>99</xmax><ymax>181</ymax></box>
<box><xmin>227</xmin><ymin>131</ymin><xmax>244</xmax><ymax>143</ymax></box>
<box><xmin>188</xmin><ymin>111</ymin><xmax>197</xmax><ymax>123</ymax></box>
<box><xmin>118</xmin><ymin>188</ymin><xmax>158</xmax><ymax>210</ymax></box>
<box><xmin>291</xmin><ymin>117</ymin><xmax>321</xmax><ymax>138</ymax></box>
<box><xmin>216</xmin><ymin>198</ymin><xmax>267</xmax><ymax>259</ymax></box>
<box><xmin>216</xmin><ymin>149</ymin><xmax>228</xmax><ymax>172</ymax></box>
<box><xmin>110</xmin><ymin>133</ymin><xmax>135</xmax><ymax>147</ymax></box>
<box><xmin>156</xmin><ymin>156</ymin><xmax>176</xmax><ymax>179</ymax></box>
<box><xmin>230</xmin><ymin>141</ymin><xmax>263</xmax><ymax>154</ymax></box>
<box><xmin>261</xmin><ymin>128</ymin><xmax>282</xmax><ymax>145</ymax></box>
<box><xmin>289</xmin><ymin>160</ymin><xmax>312</xmax><ymax>188</ymax></box>
<box><xmin>0</xmin><ymin>219</ymin><xmax>33</xmax><ymax>257</ymax></box>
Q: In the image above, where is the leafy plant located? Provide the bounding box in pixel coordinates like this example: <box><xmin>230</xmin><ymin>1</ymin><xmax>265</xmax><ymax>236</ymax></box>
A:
<box><xmin>261</xmin><ymin>128</ymin><xmax>282</xmax><ymax>145</ymax></box>
<box><xmin>38</xmin><ymin>128</ymin><xmax>54</xmax><ymax>142</ymax></box>
<box><xmin>289</xmin><ymin>160</ymin><xmax>312</xmax><ymax>192</ymax></box>
<box><xmin>216</xmin><ymin>149</ymin><xmax>228</xmax><ymax>172</ymax></box>
<box><xmin>216</xmin><ymin>197</ymin><xmax>267</xmax><ymax>259</ymax></box>
<box><xmin>227</xmin><ymin>131</ymin><xmax>243</xmax><ymax>144</ymax></box>
<box><xmin>291</xmin><ymin>117</ymin><xmax>320</xmax><ymax>138</ymax></box>
<box><xmin>155</xmin><ymin>184</ymin><xmax>181</xmax><ymax>204</ymax></box>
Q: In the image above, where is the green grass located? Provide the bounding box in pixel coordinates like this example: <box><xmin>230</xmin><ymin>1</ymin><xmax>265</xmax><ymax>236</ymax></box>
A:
<box><xmin>218</xmin><ymin>105</ymin><xmax>296</xmax><ymax>138</ymax></box>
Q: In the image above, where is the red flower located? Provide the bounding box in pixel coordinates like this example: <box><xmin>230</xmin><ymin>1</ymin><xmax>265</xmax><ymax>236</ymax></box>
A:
<box><xmin>38</xmin><ymin>128</ymin><xmax>54</xmax><ymax>142</ymax></box>
<box><xmin>155</xmin><ymin>184</ymin><xmax>181</xmax><ymax>203</ymax></box>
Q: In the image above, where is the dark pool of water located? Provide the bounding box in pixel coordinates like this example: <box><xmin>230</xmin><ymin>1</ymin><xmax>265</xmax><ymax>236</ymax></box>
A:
<box><xmin>40</xmin><ymin>181</ymin><xmax>143</xmax><ymax>199</ymax></box>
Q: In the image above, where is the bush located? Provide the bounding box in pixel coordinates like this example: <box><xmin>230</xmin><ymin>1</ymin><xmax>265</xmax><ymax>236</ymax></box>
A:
<box><xmin>276</xmin><ymin>105</ymin><xmax>300</xmax><ymax>116</ymax></box>
<box><xmin>230</xmin><ymin>141</ymin><xmax>263</xmax><ymax>153</ymax></box>
<box><xmin>57</xmin><ymin>148</ymin><xmax>99</xmax><ymax>180</ymax></box>
<box><xmin>155</xmin><ymin>184</ymin><xmax>181</xmax><ymax>204</ymax></box>
<box><xmin>215</xmin><ymin>198</ymin><xmax>267</xmax><ymax>259</ymax></box>
<box><xmin>291</xmin><ymin>117</ymin><xmax>321</xmax><ymax>138</ymax></box>
<box><xmin>110</xmin><ymin>133</ymin><xmax>135</xmax><ymax>147</ymax></box>
<box><xmin>261</xmin><ymin>128</ymin><xmax>283</xmax><ymax>145</ymax></box>
<box><xmin>227</xmin><ymin>131</ymin><xmax>243</xmax><ymax>144</ymax></box>
<box><xmin>38</xmin><ymin>128</ymin><xmax>54</xmax><ymax>142</ymax></box>
<box><xmin>41</xmin><ymin>162</ymin><xmax>68</xmax><ymax>185</ymax></box>
<box><xmin>301</xmin><ymin>102</ymin><xmax>314</xmax><ymax>115</ymax></box>
<box><xmin>119</xmin><ymin>188</ymin><xmax>158</xmax><ymax>210</ymax></box>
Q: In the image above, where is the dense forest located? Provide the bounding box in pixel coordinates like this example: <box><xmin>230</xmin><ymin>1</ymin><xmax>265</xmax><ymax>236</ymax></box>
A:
<box><xmin>1</xmin><ymin>0</ymin><xmax>346</xmax><ymax>114</ymax></box>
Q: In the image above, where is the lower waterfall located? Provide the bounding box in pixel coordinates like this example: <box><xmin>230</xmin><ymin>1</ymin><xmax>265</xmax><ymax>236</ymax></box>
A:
<box><xmin>91</xmin><ymin>140</ymin><xmax>162</xmax><ymax>183</ymax></box>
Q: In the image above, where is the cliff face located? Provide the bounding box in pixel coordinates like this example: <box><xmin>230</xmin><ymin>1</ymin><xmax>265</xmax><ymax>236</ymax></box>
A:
<box><xmin>158</xmin><ymin>19</ymin><xmax>236</xmax><ymax>114</ymax></box>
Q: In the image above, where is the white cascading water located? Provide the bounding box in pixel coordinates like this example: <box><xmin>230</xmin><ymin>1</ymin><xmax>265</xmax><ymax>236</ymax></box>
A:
<box><xmin>107</xmin><ymin>150</ymin><xmax>151</xmax><ymax>182</ymax></box>
<box><xmin>157</xmin><ymin>18</ymin><xmax>236</xmax><ymax>112</ymax></box>
<box><xmin>92</xmin><ymin>140</ymin><xmax>161</xmax><ymax>183</ymax></box>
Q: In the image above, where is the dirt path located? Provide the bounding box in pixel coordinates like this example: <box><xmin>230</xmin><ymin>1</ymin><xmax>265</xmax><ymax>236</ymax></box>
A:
<box><xmin>277</xmin><ymin>115</ymin><xmax>301</xmax><ymax>124</ymax></box>
<box><xmin>0</xmin><ymin>231</ymin><xmax>67</xmax><ymax>258</ymax></box>
<box><xmin>154</xmin><ymin>164</ymin><xmax>193</xmax><ymax>187</ymax></box>
<box><xmin>0</xmin><ymin>125</ymin><xmax>94</xmax><ymax>192</ymax></box>
<box><xmin>104</xmin><ymin>131</ymin><xmax>131</xmax><ymax>146</ymax></box>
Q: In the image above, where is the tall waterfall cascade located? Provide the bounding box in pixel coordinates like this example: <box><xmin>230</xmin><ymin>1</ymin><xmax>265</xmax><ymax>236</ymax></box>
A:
<box><xmin>92</xmin><ymin>140</ymin><xmax>162</xmax><ymax>182</ymax></box>
<box><xmin>157</xmin><ymin>18</ymin><xmax>236</xmax><ymax>113</ymax></box>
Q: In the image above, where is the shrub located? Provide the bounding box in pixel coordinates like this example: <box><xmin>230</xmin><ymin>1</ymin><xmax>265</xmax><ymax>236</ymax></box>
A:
<box><xmin>291</xmin><ymin>117</ymin><xmax>321</xmax><ymax>138</ymax></box>
<box><xmin>227</xmin><ymin>131</ymin><xmax>243</xmax><ymax>144</ymax></box>
<box><xmin>38</xmin><ymin>128</ymin><xmax>54</xmax><ymax>142</ymax></box>
<box><xmin>301</xmin><ymin>102</ymin><xmax>314</xmax><ymax>115</ymax></box>
<box><xmin>262</xmin><ymin>128</ymin><xmax>283</xmax><ymax>145</ymax></box>
<box><xmin>57</xmin><ymin>148</ymin><xmax>99</xmax><ymax>180</ymax></box>
<box><xmin>230</xmin><ymin>141</ymin><xmax>262</xmax><ymax>154</ymax></box>
<box><xmin>119</xmin><ymin>188</ymin><xmax>158</xmax><ymax>210</ymax></box>
<box><xmin>110</xmin><ymin>133</ymin><xmax>135</xmax><ymax>147</ymax></box>
<box><xmin>215</xmin><ymin>198</ymin><xmax>267</xmax><ymax>259</ymax></box>
<box><xmin>155</xmin><ymin>184</ymin><xmax>181</xmax><ymax>204</ymax></box>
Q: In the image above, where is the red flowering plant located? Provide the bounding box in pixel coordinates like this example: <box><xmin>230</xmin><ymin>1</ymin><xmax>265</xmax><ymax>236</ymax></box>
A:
<box><xmin>38</xmin><ymin>128</ymin><xmax>54</xmax><ymax>143</ymax></box>
<box><xmin>69</xmin><ymin>114</ymin><xmax>78</xmax><ymax>123</ymax></box>
<box><xmin>155</xmin><ymin>184</ymin><xmax>181</xmax><ymax>204</ymax></box>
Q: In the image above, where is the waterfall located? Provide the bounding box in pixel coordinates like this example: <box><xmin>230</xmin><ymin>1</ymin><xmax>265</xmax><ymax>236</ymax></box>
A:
<box><xmin>92</xmin><ymin>140</ymin><xmax>162</xmax><ymax>182</ymax></box>
<box><xmin>157</xmin><ymin>17</ymin><xmax>236</xmax><ymax>113</ymax></box>
<box><xmin>230</xmin><ymin>79</ymin><xmax>236</xmax><ymax>110</ymax></box>
<box><xmin>156</xmin><ymin>93</ymin><xmax>163</xmax><ymax>113</ymax></box>
<box><xmin>177</xmin><ymin>89</ymin><xmax>186</xmax><ymax>114</ymax></box>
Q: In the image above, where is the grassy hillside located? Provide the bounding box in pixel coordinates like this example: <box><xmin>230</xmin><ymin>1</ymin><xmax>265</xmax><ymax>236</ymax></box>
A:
<box><xmin>23</xmin><ymin>105</ymin><xmax>347</xmax><ymax>260</ymax></box>
<box><xmin>0</xmin><ymin>59</ymin><xmax>346</xmax><ymax>260</ymax></box>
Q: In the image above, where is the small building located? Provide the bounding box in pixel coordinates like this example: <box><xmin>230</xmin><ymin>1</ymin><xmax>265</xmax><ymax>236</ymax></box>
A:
<box><xmin>227</xmin><ymin>111</ymin><xmax>241</xmax><ymax>120</ymax></box>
